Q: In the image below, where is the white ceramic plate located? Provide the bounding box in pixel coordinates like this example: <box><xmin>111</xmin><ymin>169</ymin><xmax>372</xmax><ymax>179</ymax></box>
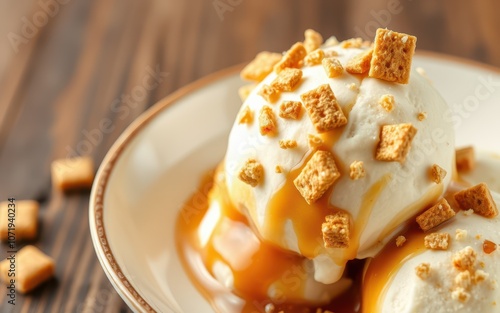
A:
<box><xmin>89</xmin><ymin>53</ymin><xmax>500</xmax><ymax>313</ymax></box>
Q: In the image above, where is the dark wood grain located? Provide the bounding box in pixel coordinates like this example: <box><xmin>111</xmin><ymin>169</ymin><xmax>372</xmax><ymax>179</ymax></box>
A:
<box><xmin>1</xmin><ymin>0</ymin><xmax>500</xmax><ymax>312</ymax></box>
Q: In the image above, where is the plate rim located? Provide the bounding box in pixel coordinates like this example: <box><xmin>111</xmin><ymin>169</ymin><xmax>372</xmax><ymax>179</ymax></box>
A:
<box><xmin>88</xmin><ymin>51</ymin><xmax>500</xmax><ymax>313</ymax></box>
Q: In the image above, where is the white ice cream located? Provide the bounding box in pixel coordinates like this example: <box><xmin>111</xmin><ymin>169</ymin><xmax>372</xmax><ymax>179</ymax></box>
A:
<box><xmin>223</xmin><ymin>43</ymin><xmax>455</xmax><ymax>284</ymax></box>
<box><xmin>376</xmin><ymin>202</ymin><xmax>500</xmax><ymax>313</ymax></box>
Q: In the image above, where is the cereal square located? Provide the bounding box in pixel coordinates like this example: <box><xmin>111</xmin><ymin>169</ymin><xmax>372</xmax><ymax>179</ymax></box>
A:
<box><xmin>429</xmin><ymin>164</ymin><xmax>447</xmax><ymax>184</ymax></box>
<box><xmin>304</xmin><ymin>29</ymin><xmax>323</xmax><ymax>53</ymax></box>
<box><xmin>300</xmin><ymin>84</ymin><xmax>347</xmax><ymax>133</ymax></box>
<box><xmin>375</xmin><ymin>123</ymin><xmax>417</xmax><ymax>162</ymax></box>
<box><xmin>279</xmin><ymin>101</ymin><xmax>302</xmax><ymax>120</ymax></box>
<box><xmin>271</xmin><ymin>68</ymin><xmax>303</xmax><ymax>92</ymax></box>
<box><xmin>322</xmin><ymin>58</ymin><xmax>344</xmax><ymax>78</ymax></box>
<box><xmin>294</xmin><ymin>150</ymin><xmax>340</xmax><ymax>204</ymax></box>
<box><xmin>322</xmin><ymin>211</ymin><xmax>351</xmax><ymax>248</ymax></box>
<box><xmin>349</xmin><ymin>161</ymin><xmax>365</xmax><ymax>180</ymax></box>
<box><xmin>424</xmin><ymin>232</ymin><xmax>450</xmax><ymax>250</ymax></box>
<box><xmin>346</xmin><ymin>48</ymin><xmax>373</xmax><ymax>74</ymax></box>
<box><xmin>259</xmin><ymin>105</ymin><xmax>277</xmax><ymax>136</ymax></box>
<box><xmin>456</xmin><ymin>146</ymin><xmax>475</xmax><ymax>172</ymax></box>
<box><xmin>416</xmin><ymin>198</ymin><xmax>455</xmax><ymax>231</ymax></box>
<box><xmin>274</xmin><ymin>42</ymin><xmax>307</xmax><ymax>73</ymax></box>
<box><xmin>238</xmin><ymin>159</ymin><xmax>264</xmax><ymax>187</ymax></box>
<box><xmin>51</xmin><ymin>156</ymin><xmax>94</xmax><ymax>191</ymax></box>
<box><xmin>304</xmin><ymin>49</ymin><xmax>325</xmax><ymax>66</ymax></box>
<box><xmin>454</xmin><ymin>183</ymin><xmax>498</xmax><ymax>218</ymax></box>
<box><xmin>0</xmin><ymin>200</ymin><xmax>38</xmax><ymax>241</ymax></box>
<box><xmin>369</xmin><ymin>28</ymin><xmax>417</xmax><ymax>84</ymax></box>
<box><xmin>258</xmin><ymin>84</ymin><xmax>279</xmax><ymax>103</ymax></box>
<box><xmin>240</xmin><ymin>51</ymin><xmax>282</xmax><ymax>82</ymax></box>
<box><xmin>0</xmin><ymin>245</ymin><xmax>54</xmax><ymax>293</ymax></box>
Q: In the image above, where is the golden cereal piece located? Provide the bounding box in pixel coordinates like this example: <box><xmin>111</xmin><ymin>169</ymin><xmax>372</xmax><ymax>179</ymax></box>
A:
<box><xmin>349</xmin><ymin>161</ymin><xmax>365</xmax><ymax>180</ymax></box>
<box><xmin>322</xmin><ymin>211</ymin><xmax>351</xmax><ymax>248</ymax></box>
<box><xmin>238</xmin><ymin>83</ymin><xmax>256</xmax><ymax>102</ymax></box>
<box><xmin>258</xmin><ymin>84</ymin><xmax>279</xmax><ymax>103</ymax></box>
<box><xmin>452</xmin><ymin>246</ymin><xmax>477</xmax><ymax>272</ymax></box>
<box><xmin>304</xmin><ymin>29</ymin><xmax>323</xmax><ymax>53</ymax></box>
<box><xmin>369</xmin><ymin>28</ymin><xmax>417</xmax><ymax>84</ymax></box>
<box><xmin>300</xmin><ymin>84</ymin><xmax>347</xmax><ymax>133</ymax></box>
<box><xmin>346</xmin><ymin>48</ymin><xmax>373</xmax><ymax>74</ymax></box>
<box><xmin>322</xmin><ymin>58</ymin><xmax>344</xmax><ymax>78</ymax></box>
<box><xmin>396</xmin><ymin>235</ymin><xmax>407</xmax><ymax>247</ymax></box>
<box><xmin>275</xmin><ymin>165</ymin><xmax>283</xmax><ymax>174</ymax></box>
<box><xmin>429</xmin><ymin>164</ymin><xmax>447</xmax><ymax>184</ymax></box>
<box><xmin>417</xmin><ymin>112</ymin><xmax>427</xmax><ymax>121</ymax></box>
<box><xmin>375</xmin><ymin>123</ymin><xmax>417</xmax><ymax>162</ymax></box>
<box><xmin>0</xmin><ymin>245</ymin><xmax>54</xmax><ymax>293</ymax></box>
<box><xmin>294</xmin><ymin>150</ymin><xmax>340</xmax><ymax>204</ymax></box>
<box><xmin>454</xmin><ymin>183</ymin><xmax>498</xmax><ymax>218</ymax></box>
<box><xmin>424</xmin><ymin>232</ymin><xmax>451</xmax><ymax>250</ymax></box>
<box><xmin>416</xmin><ymin>198</ymin><xmax>455</xmax><ymax>232</ymax></box>
<box><xmin>415</xmin><ymin>263</ymin><xmax>431</xmax><ymax>280</ymax></box>
<box><xmin>307</xmin><ymin>134</ymin><xmax>323</xmax><ymax>150</ymax></box>
<box><xmin>0</xmin><ymin>200</ymin><xmax>38</xmax><ymax>241</ymax></box>
<box><xmin>339</xmin><ymin>37</ymin><xmax>364</xmax><ymax>49</ymax></box>
<box><xmin>259</xmin><ymin>105</ymin><xmax>277</xmax><ymax>136</ymax></box>
<box><xmin>241</xmin><ymin>51</ymin><xmax>282</xmax><ymax>82</ymax></box>
<box><xmin>274</xmin><ymin>42</ymin><xmax>307</xmax><ymax>73</ymax></box>
<box><xmin>279</xmin><ymin>101</ymin><xmax>302</xmax><ymax>120</ymax></box>
<box><xmin>279</xmin><ymin>139</ymin><xmax>297</xmax><ymax>149</ymax></box>
<box><xmin>237</xmin><ymin>105</ymin><xmax>253</xmax><ymax>125</ymax></box>
<box><xmin>304</xmin><ymin>49</ymin><xmax>325</xmax><ymax>66</ymax></box>
<box><xmin>378</xmin><ymin>94</ymin><xmax>395</xmax><ymax>112</ymax></box>
<box><xmin>238</xmin><ymin>159</ymin><xmax>264</xmax><ymax>187</ymax></box>
<box><xmin>455</xmin><ymin>146</ymin><xmax>475</xmax><ymax>172</ymax></box>
<box><xmin>271</xmin><ymin>68</ymin><xmax>303</xmax><ymax>92</ymax></box>
<box><xmin>51</xmin><ymin>156</ymin><xmax>94</xmax><ymax>191</ymax></box>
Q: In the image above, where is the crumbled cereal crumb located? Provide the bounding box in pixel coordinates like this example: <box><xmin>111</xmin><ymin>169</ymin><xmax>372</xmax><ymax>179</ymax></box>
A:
<box><xmin>455</xmin><ymin>270</ymin><xmax>472</xmax><ymax>289</ymax></box>
<box><xmin>241</xmin><ymin>51</ymin><xmax>283</xmax><ymax>82</ymax></box>
<box><xmin>279</xmin><ymin>139</ymin><xmax>297</xmax><ymax>149</ymax></box>
<box><xmin>375</xmin><ymin>123</ymin><xmax>417</xmax><ymax>162</ymax></box>
<box><xmin>271</xmin><ymin>68</ymin><xmax>303</xmax><ymax>92</ymax></box>
<box><xmin>324</xmin><ymin>36</ymin><xmax>339</xmax><ymax>47</ymax></box>
<box><xmin>456</xmin><ymin>146</ymin><xmax>475</xmax><ymax>172</ymax></box>
<box><xmin>456</xmin><ymin>229</ymin><xmax>468</xmax><ymax>241</ymax></box>
<box><xmin>378</xmin><ymin>94</ymin><xmax>395</xmax><ymax>112</ymax></box>
<box><xmin>237</xmin><ymin>106</ymin><xmax>253</xmax><ymax>125</ymax></box>
<box><xmin>274</xmin><ymin>42</ymin><xmax>307</xmax><ymax>73</ymax></box>
<box><xmin>416</xmin><ymin>198</ymin><xmax>455</xmax><ymax>231</ymax></box>
<box><xmin>349</xmin><ymin>161</ymin><xmax>365</xmax><ymax>180</ymax></box>
<box><xmin>369</xmin><ymin>28</ymin><xmax>417</xmax><ymax>84</ymax></box>
<box><xmin>322</xmin><ymin>211</ymin><xmax>351</xmax><ymax>248</ymax></box>
<box><xmin>417</xmin><ymin>112</ymin><xmax>427</xmax><ymax>121</ymax></box>
<box><xmin>451</xmin><ymin>287</ymin><xmax>470</xmax><ymax>303</ymax></box>
<box><xmin>429</xmin><ymin>164</ymin><xmax>447</xmax><ymax>184</ymax></box>
<box><xmin>463</xmin><ymin>209</ymin><xmax>474</xmax><ymax>216</ymax></box>
<box><xmin>424</xmin><ymin>232</ymin><xmax>450</xmax><ymax>250</ymax></box>
<box><xmin>307</xmin><ymin>134</ymin><xmax>323</xmax><ymax>150</ymax></box>
<box><xmin>258</xmin><ymin>84</ymin><xmax>279</xmax><ymax>103</ymax></box>
<box><xmin>279</xmin><ymin>101</ymin><xmax>302</xmax><ymax>120</ymax></box>
<box><xmin>275</xmin><ymin>165</ymin><xmax>283</xmax><ymax>174</ymax></box>
<box><xmin>340</xmin><ymin>37</ymin><xmax>364</xmax><ymax>49</ymax></box>
<box><xmin>304</xmin><ymin>29</ymin><xmax>323</xmax><ymax>53</ymax></box>
<box><xmin>294</xmin><ymin>150</ymin><xmax>340</xmax><ymax>204</ymax></box>
<box><xmin>415</xmin><ymin>263</ymin><xmax>431</xmax><ymax>280</ymax></box>
<box><xmin>238</xmin><ymin>159</ymin><xmax>264</xmax><ymax>187</ymax></box>
<box><xmin>322</xmin><ymin>58</ymin><xmax>344</xmax><ymax>78</ymax></box>
<box><xmin>238</xmin><ymin>84</ymin><xmax>256</xmax><ymax>102</ymax></box>
<box><xmin>305</xmin><ymin>49</ymin><xmax>325</xmax><ymax>66</ymax></box>
<box><xmin>454</xmin><ymin>183</ymin><xmax>498</xmax><ymax>218</ymax></box>
<box><xmin>346</xmin><ymin>48</ymin><xmax>373</xmax><ymax>74</ymax></box>
<box><xmin>347</xmin><ymin>83</ymin><xmax>359</xmax><ymax>91</ymax></box>
<box><xmin>474</xmin><ymin>269</ymin><xmax>489</xmax><ymax>283</ymax></box>
<box><xmin>453</xmin><ymin>246</ymin><xmax>477</xmax><ymax>272</ymax></box>
<box><xmin>300</xmin><ymin>84</ymin><xmax>348</xmax><ymax>133</ymax></box>
<box><xmin>259</xmin><ymin>105</ymin><xmax>277</xmax><ymax>136</ymax></box>
<box><xmin>396</xmin><ymin>235</ymin><xmax>406</xmax><ymax>247</ymax></box>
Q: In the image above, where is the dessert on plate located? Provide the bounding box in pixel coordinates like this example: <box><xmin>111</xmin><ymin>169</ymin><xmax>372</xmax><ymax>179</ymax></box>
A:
<box><xmin>176</xmin><ymin>28</ymin><xmax>500</xmax><ymax>312</ymax></box>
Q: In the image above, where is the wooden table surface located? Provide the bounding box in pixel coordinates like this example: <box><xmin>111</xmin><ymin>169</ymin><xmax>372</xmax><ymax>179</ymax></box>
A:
<box><xmin>1</xmin><ymin>0</ymin><xmax>499</xmax><ymax>312</ymax></box>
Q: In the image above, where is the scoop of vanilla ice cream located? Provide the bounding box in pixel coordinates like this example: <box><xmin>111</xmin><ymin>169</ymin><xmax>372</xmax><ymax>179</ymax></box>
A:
<box><xmin>374</xmin><ymin>197</ymin><xmax>500</xmax><ymax>313</ymax></box>
<box><xmin>224</xmin><ymin>43</ymin><xmax>455</xmax><ymax>284</ymax></box>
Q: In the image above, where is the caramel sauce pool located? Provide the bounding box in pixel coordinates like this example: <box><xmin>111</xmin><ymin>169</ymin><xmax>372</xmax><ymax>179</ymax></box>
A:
<box><xmin>176</xmin><ymin>170</ymin><xmax>361</xmax><ymax>313</ymax></box>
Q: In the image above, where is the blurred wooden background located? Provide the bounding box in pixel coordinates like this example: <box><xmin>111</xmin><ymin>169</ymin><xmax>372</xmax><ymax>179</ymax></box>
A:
<box><xmin>0</xmin><ymin>0</ymin><xmax>499</xmax><ymax>312</ymax></box>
